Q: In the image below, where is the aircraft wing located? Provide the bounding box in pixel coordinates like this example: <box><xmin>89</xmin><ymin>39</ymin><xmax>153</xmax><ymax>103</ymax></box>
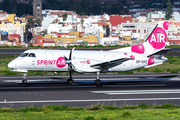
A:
<box><xmin>90</xmin><ymin>58</ymin><xmax>132</xmax><ymax>70</ymax></box>
<box><xmin>147</xmin><ymin>48</ymin><xmax>171</xmax><ymax>58</ymax></box>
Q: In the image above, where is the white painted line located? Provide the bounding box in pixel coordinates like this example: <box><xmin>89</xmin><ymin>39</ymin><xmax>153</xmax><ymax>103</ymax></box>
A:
<box><xmin>0</xmin><ymin>86</ymin><xmax>94</xmax><ymax>90</ymax></box>
<box><xmin>3</xmin><ymin>79</ymin><xmax>66</xmax><ymax>83</ymax></box>
<box><xmin>91</xmin><ymin>89</ymin><xmax>180</xmax><ymax>93</ymax></box>
<box><xmin>106</xmin><ymin>91</ymin><xmax>180</xmax><ymax>95</ymax></box>
<box><xmin>1</xmin><ymin>98</ymin><xmax>180</xmax><ymax>104</ymax></box>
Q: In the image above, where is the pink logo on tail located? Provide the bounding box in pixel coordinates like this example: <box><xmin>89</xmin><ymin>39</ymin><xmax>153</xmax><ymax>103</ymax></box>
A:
<box><xmin>56</xmin><ymin>57</ymin><xmax>67</xmax><ymax>68</ymax></box>
<box><xmin>148</xmin><ymin>27</ymin><xmax>167</xmax><ymax>49</ymax></box>
<box><xmin>131</xmin><ymin>44</ymin><xmax>145</xmax><ymax>54</ymax></box>
<box><xmin>163</xmin><ymin>21</ymin><xmax>169</xmax><ymax>30</ymax></box>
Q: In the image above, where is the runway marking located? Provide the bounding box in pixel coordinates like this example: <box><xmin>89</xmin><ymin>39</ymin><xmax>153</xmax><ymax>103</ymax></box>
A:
<box><xmin>2</xmin><ymin>98</ymin><xmax>180</xmax><ymax>104</ymax></box>
<box><xmin>91</xmin><ymin>89</ymin><xmax>180</xmax><ymax>95</ymax></box>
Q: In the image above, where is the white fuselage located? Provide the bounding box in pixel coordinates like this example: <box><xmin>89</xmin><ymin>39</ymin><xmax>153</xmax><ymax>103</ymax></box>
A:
<box><xmin>8</xmin><ymin>49</ymin><xmax>167</xmax><ymax>73</ymax></box>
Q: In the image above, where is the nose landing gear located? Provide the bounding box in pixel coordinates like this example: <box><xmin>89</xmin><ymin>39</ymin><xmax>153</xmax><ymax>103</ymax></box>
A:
<box><xmin>22</xmin><ymin>72</ymin><xmax>27</xmax><ymax>84</ymax></box>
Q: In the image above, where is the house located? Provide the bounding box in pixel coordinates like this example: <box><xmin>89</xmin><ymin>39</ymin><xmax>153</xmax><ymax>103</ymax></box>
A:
<box><xmin>168</xmin><ymin>34</ymin><xmax>180</xmax><ymax>45</ymax></box>
<box><xmin>43</xmin><ymin>38</ymin><xmax>56</xmax><ymax>46</ymax></box>
<box><xmin>109</xmin><ymin>15</ymin><xmax>133</xmax><ymax>30</ymax></box>
<box><xmin>29</xmin><ymin>36</ymin><xmax>56</xmax><ymax>47</ymax></box>
<box><xmin>29</xmin><ymin>36</ymin><xmax>43</xmax><ymax>47</ymax></box>
<box><xmin>8</xmin><ymin>34</ymin><xmax>20</xmax><ymax>43</ymax></box>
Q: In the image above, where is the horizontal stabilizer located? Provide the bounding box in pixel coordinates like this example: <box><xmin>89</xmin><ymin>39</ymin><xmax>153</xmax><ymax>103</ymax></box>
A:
<box><xmin>90</xmin><ymin>58</ymin><xmax>132</xmax><ymax>70</ymax></box>
<box><xmin>147</xmin><ymin>48</ymin><xmax>171</xmax><ymax>58</ymax></box>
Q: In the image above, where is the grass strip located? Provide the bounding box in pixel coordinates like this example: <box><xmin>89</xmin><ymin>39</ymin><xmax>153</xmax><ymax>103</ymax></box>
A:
<box><xmin>0</xmin><ymin>104</ymin><xmax>180</xmax><ymax>120</ymax></box>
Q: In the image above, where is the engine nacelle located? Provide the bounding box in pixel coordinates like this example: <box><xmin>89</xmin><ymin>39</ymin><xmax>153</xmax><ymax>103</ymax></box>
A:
<box><xmin>72</xmin><ymin>58</ymin><xmax>101</xmax><ymax>73</ymax></box>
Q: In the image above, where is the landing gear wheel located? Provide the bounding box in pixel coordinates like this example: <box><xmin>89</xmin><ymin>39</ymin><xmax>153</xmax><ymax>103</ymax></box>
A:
<box><xmin>22</xmin><ymin>79</ymin><xmax>27</xmax><ymax>84</ymax></box>
<box><xmin>67</xmin><ymin>79</ymin><xmax>74</xmax><ymax>85</ymax></box>
<box><xmin>95</xmin><ymin>79</ymin><xmax>102</xmax><ymax>87</ymax></box>
<box><xmin>22</xmin><ymin>72</ymin><xmax>27</xmax><ymax>84</ymax></box>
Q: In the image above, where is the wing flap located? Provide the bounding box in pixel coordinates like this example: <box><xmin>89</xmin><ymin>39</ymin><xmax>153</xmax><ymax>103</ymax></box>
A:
<box><xmin>90</xmin><ymin>58</ymin><xmax>132</xmax><ymax>70</ymax></box>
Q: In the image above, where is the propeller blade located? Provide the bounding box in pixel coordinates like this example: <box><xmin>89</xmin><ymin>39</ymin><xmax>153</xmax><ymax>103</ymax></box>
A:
<box><xmin>64</xmin><ymin>56</ymin><xmax>68</xmax><ymax>61</ymax></box>
<box><xmin>69</xmin><ymin>50</ymin><xmax>72</xmax><ymax>60</ymax></box>
<box><xmin>69</xmin><ymin>47</ymin><xmax>75</xmax><ymax>60</ymax></box>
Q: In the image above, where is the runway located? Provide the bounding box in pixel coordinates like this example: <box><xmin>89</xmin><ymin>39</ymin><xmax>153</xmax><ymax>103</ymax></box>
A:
<box><xmin>1</xmin><ymin>74</ymin><xmax>180</xmax><ymax>108</ymax></box>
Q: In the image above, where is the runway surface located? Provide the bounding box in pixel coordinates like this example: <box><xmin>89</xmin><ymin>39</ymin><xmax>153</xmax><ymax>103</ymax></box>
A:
<box><xmin>1</xmin><ymin>74</ymin><xmax>180</xmax><ymax>108</ymax></box>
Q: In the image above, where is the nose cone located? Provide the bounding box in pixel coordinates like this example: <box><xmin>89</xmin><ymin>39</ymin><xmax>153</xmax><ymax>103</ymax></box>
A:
<box><xmin>8</xmin><ymin>61</ymin><xmax>15</xmax><ymax>68</ymax></box>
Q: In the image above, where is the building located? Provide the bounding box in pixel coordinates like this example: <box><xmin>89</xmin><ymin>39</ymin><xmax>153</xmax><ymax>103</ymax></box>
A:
<box><xmin>173</xmin><ymin>12</ymin><xmax>180</xmax><ymax>22</ymax></box>
<box><xmin>0</xmin><ymin>31</ymin><xmax>8</xmax><ymax>41</ymax></box>
<box><xmin>8</xmin><ymin>34</ymin><xmax>20</xmax><ymax>43</ymax></box>
<box><xmin>33</xmin><ymin>0</ymin><xmax>42</xmax><ymax>18</ymax></box>
<box><xmin>109</xmin><ymin>15</ymin><xmax>133</xmax><ymax>30</ymax></box>
<box><xmin>114</xmin><ymin>22</ymin><xmax>157</xmax><ymax>40</ymax></box>
<box><xmin>147</xmin><ymin>11</ymin><xmax>165</xmax><ymax>19</ymax></box>
<box><xmin>0</xmin><ymin>23</ymin><xmax>24</xmax><ymax>42</ymax></box>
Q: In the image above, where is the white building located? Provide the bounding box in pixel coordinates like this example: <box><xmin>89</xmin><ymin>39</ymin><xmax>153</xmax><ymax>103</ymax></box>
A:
<box><xmin>0</xmin><ymin>23</ymin><xmax>24</xmax><ymax>41</ymax></box>
<box><xmin>99</xmin><ymin>37</ymin><xmax>119</xmax><ymax>45</ymax></box>
<box><xmin>47</xmin><ymin>23</ymin><xmax>73</xmax><ymax>34</ymax></box>
<box><xmin>42</xmin><ymin>15</ymin><xmax>59</xmax><ymax>30</ymax></box>
<box><xmin>147</xmin><ymin>11</ymin><xmax>165</xmax><ymax>19</ymax></box>
<box><xmin>115</xmin><ymin>22</ymin><xmax>157</xmax><ymax>40</ymax></box>
<box><xmin>173</xmin><ymin>12</ymin><xmax>180</xmax><ymax>22</ymax></box>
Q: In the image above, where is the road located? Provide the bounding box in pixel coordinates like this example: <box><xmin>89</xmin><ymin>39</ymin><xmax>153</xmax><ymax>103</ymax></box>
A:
<box><xmin>0</xmin><ymin>48</ymin><xmax>180</xmax><ymax>57</ymax></box>
<box><xmin>1</xmin><ymin>74</ymin><xmax>180</xmax><ymax>108</ymax></box>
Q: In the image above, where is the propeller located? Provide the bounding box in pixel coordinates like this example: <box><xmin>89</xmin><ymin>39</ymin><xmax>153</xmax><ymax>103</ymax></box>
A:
<box><xmin>64</xmin><ymin>48</ymin><xmax>75</xmax><ymax>72</ymax></box>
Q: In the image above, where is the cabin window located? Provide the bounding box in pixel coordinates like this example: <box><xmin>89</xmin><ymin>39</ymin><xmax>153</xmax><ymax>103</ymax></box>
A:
<box><xmin>28</xmin><ymin>53</ymin><xmax>36</xmax><ymax>57</ymax></box>
<box><xmin>20</xmin><ymin>53</ymin><xmax>29</xmax><ymax>57</ymax></box>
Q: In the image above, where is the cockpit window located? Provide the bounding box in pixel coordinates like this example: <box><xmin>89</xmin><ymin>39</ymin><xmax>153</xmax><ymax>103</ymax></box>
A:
<box><xmin>20</xmin><ymin>53</ymin><xmax>29</xmax><ymax>57</ymax></box>
<box><xmin>28</xmin><ymin>53</ymin><xmax>36</xmax><ymax>57</ymax></box>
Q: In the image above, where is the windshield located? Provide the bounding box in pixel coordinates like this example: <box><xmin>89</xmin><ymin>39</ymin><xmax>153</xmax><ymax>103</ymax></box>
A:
<box><xmin>20</xmin><ymin>53</ymin><xmax>29</xmax><ymax>57</ymax></box>
<box><xmin>28</xmin><ymin>53</ymin><xmax>36</xmax><ymax>57</ymax></box>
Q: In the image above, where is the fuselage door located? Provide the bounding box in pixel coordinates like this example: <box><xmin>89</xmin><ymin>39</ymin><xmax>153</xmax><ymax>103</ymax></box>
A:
<box><xmin>45</xmin><ymin>51</ymin><xmax>54</xmax><ymax>68</ymax></box>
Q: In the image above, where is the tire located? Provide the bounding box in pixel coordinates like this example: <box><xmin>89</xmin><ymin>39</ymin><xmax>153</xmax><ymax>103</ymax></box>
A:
<box><xmin>67</xmin><ymin>79</ymin><xmax>73</xmax><ymax>85</ymax></box>
<box><xmin>22</xmin><ymin>79</ymin><xmax>27</xmax><ymax>84</ymax></box>
<box><xmin>94</xmin><ymin>79</ymin><xmax>101</xmax><ymax>85</ymax></box>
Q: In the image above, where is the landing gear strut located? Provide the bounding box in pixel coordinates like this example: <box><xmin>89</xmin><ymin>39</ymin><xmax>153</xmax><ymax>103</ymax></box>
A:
<box><xmin>94</xmin><ymin>72</ymin><xmax>102</xmax><ymax>87</ymax></box>
<box><xmin>67</xmin><ymin>72</ymin><xmax>74</xmax><ymax>85</ymax></box>
<box><xmin>22</xmin><ymin>72</ymin><xmax>27</xmax><ymax>84</ymax></box>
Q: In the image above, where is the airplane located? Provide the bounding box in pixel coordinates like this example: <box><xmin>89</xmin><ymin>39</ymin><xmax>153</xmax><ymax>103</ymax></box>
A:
<box><xmin>8</xmin><ymin>21</ymin><xmax>170</xmax><ymax>86</ymax></box>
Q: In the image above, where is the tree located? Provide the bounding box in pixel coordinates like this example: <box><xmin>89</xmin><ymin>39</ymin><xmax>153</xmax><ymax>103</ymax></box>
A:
<box><xmin>105</xmin><ymin>25</ymin><xmax>110</xmax><ymax>37</ymax></box>
<box><xmin>102</xmin><ymin>25</ymin><xmax>106</xmax><ymax>30</ymax></box>
<box><xmin>165</xmin><ymin>0</ymin><xmax>173</xmax><ymax>20</ymax></box>
<box><xmin>2</xmin><ymin>0</ymin><xmax>11</xmax><ymax>13</ymax></box>
<box><xmin>80</xmin><ymin>18</ymin><xmax>84</xmax><ymax>31</ymax></box>
<box><xmin>62</xmin><ymin>13</ymin><xmax>68</xmax><ymax>21</ymax></box>
<box><xmin>35</xmin><ymin>18</ymin><xmax>42</xmax><ymax>27</ymax></box>
<box><xmin>27</xmin><ymin>18</ymin><xmax>35</xmax><ymax>32</ymax></box>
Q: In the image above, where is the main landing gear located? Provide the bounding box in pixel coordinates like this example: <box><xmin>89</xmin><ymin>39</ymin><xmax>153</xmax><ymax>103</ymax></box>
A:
<box><xmin>94</xmin><ymin>72</ymin><xmax>102</xmax><ymax>87</ymax></box>
<box><xmin>67</xmin><ymin>72</ymin><xmax>74</xmax><ymax>85</ymax></box>
<box><xmin>22</xmin><ymin>72</ymin><xmax>27</xmax><ymax>84</ymax></box>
